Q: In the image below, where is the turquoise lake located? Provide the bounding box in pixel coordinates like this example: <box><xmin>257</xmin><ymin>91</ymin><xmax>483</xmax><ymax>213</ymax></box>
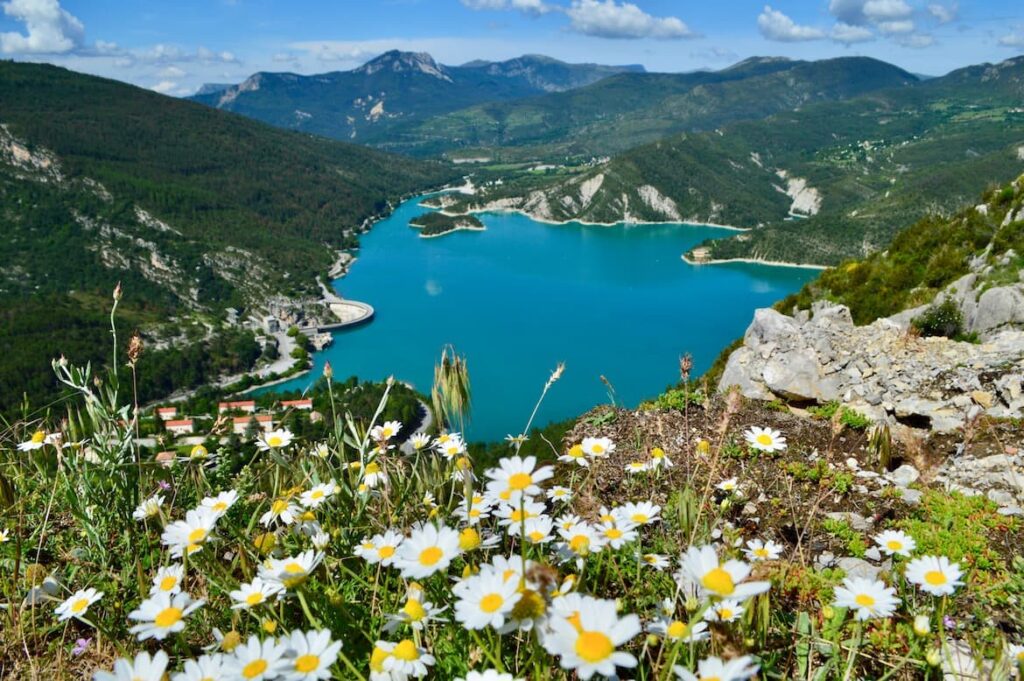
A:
<box><xmin>263</xmin><ymin>194</ymin><xmax>816</xmax><ymax>441</ymax></box>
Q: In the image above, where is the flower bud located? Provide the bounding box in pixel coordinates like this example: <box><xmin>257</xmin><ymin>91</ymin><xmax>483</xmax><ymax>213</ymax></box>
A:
<box><xmin>926</xmin><ymin>648</ymin><xmax>941</xmax><ymax>667</ymax></box>
<box><xmin>913</xmin><ymin>614</ymin><xmax>930</xmax><ymax>637</ymax></box>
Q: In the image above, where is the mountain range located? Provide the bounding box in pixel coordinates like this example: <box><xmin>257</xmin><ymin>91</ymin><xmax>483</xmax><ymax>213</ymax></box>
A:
<box><xmin>190</xmin><ymin>51</ymin><xmax>645</xmax><ymax>146</ymax></box>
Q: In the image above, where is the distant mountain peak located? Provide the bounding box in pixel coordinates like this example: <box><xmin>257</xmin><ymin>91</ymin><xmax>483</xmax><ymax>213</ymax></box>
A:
<box><xmin>355</xmin><ymin>50</ymin><xmax>452</xmax><ymax>81</ymax></box>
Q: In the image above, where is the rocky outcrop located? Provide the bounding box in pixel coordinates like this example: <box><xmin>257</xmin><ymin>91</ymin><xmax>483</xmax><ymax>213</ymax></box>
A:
<box><xmin>719</xmin><ymin>302</ymin><xmax>1024</xmax><ymax>433</ymax></box>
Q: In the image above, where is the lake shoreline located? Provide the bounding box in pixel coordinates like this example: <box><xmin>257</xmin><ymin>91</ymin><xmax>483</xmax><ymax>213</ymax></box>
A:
<box><xmin>455</xmin><ymin>205</ymin><xmax>752</xmax><ymax>232</ymax></box>
<box><xmin>682</xmin><ymin>253</ymin><xmax>829</xmax><ymax>270</ymax></box>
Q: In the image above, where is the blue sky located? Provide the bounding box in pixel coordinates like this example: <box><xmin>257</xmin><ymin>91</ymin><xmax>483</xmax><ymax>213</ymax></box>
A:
<box><xmin>2</xmin><ymin>0</ymin><xmax>1022</xmax><ymax>95</ymax></box>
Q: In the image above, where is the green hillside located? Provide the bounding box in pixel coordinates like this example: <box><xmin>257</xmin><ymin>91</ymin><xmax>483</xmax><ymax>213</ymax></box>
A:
<box><xmin>408</xmin><ymin>56</ymin><xmax>919</xmax><ymax>157</ymax></box>
<box><xmin>0</xmin><ymin>61</ymin><xmax>455</xmax><ymax>414</ymax></box>
<box><xmin>444</xmin><ymin>56</ymin><xmax>1024</xmax><ymax>266</ymax></box>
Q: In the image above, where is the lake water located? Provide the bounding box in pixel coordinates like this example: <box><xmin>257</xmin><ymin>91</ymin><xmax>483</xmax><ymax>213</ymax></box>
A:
<box><xmin>261</xmin><ymin>194</ymin><xmax>816</xmax><ymax>441</ymax></box>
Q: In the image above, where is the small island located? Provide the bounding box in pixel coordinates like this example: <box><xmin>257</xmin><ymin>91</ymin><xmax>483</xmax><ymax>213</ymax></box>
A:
<box><xmin>409</xmin><ymin>211</ymin><xmax>485</xmax><ymax>238</ymax></box>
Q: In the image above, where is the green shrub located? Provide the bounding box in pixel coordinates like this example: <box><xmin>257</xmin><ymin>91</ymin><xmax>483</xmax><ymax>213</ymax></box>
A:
<box><xmin>913</xmin><ymin>298</ymin><xmax>964</xmax><ymax>338</ymax></box>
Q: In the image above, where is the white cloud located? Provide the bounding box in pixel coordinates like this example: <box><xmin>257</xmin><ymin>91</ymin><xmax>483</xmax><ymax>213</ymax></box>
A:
<box><xmin>927</xmin><ymin>2</ymin><xmax>957</xmax><ymax>24</ymax></box>
<box><xmin>0</xmin><ymin>0</ymin><xmax>84</xmax><ymax>54</ymax></box>
<box><xmin>831</xmin><ymin>21</ymin><xmax>875</xmax><ymax>45</ymax></box>
<box><xmin>898</xmin><ymin>33</ymin><xmax>935</xmax><ymax>48</ymax></box>
<box><xmin>461</xmin><ymin>0</ymin><xmax>552</xmax><ymax>14</ymax></box>
<box><xmin>863</xmin><ymin>0</ymin><xmax>912</xmax><ymax>21</ymax></box>
<box><xmin>828</xmin><ymin>0</ymin><xmax>911</xmax><ymax>26</ymax></box>
<box><xmin>150</xmin><ymin>80</ymin><xmax>180</xmax><ymax>94</ymax></box>
<box><xmin>159</xmin><ymin>65</ymin><xmax>186</xmax><ymax>78</ymax></box>
<box><xmin>998</xmin><ymin>32</ymin><xmax>1024</xmax><ymax>48</ymax></box>
<box><xmin>877</xmin><ymin>20</ymin><xmax>915</xmax><ymax>34</ymax></box>
<box><xmin>565</xmin><ymin>0</ymin><xmax>694</xmax><ymax>40</ymax></box>
<box><xmin>757</xmin><ymin>6</ymin><xmax>825</xmax><ymax>42</ymax></box>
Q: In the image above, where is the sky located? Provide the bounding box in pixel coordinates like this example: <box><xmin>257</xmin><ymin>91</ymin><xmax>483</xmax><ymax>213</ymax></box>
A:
<box><xmin>1</xmin><ymin>0</ymin><xmax>1022</xmax><ymax>96</ymax></box>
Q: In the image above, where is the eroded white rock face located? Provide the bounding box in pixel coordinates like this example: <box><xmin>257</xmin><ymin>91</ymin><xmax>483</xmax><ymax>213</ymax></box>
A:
<box><xmin>719</xmin><ymin>301</ymin><xmax>1024</xmax><ymax>433</ymax></box>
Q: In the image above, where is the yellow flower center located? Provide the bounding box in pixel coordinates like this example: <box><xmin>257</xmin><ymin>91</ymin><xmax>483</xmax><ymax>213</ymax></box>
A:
<box><xmin>605</xmin><ymin>528</ymin><xmax>623</xmax><ymax>540</ymax></box>
<box><xmin>295</xmin><ymin>655</ymin><xmax>319</xmax><ymax>673</ymax></box>
<box><xmin>159</xmin><ymin>576</ymin><xmax>178</xmax><ymax>591</ymax></box>
<box><xmin>419</xmin><ymin>546</ymin><xmax>443</xmax><ymax>566</ymax></box>
<box><xmin>378</xmin><ymin>545</ymin><xmax>396</xmax><ymax>559</ymax></box>
<box><xmin>887</xmin><ymin>540</ymin><xmax>902</xmax><ymax>551</ymax></box>
<box><xmin>70</xmin><ymin>598</ymin><xmax>89</xmax><ymax>613</ymax></box>
<box><xmin>370</xmin><ymin>646</ymin><xmax>388</xmax><ymax>672</ymax></box>
<box><xmin>756</xmin><ymin>433</ymin><xmax>773</xmax><ymax>446</ymax></box>
<box><xmin>191</xmin><ymin>445</ymin><xmax>207</xmax><ymax>458</ymax></box>
<box><xmin>569</xmin><ymin>535</ymin><xmax>590</xmax><ymax>553</ymax></box>
<box><xmin>568</xmin><ymin>445</ymin><xmax>584</xmax><ymax>458</ymax></box>
<box><xmin>32</xmin><ymin>431</ymin><xmax>45</xmax><ymax>443</ymax></box>
<box><xmin>246</xmin><ymin>592</ymin><xmax>264</xmax><ymax>606</ymax></box>
<box><xmin>508</xmin><ymin>472</ymin><xmax>532</xmax><ymax>490</ymax></box>
<box><xmin>652</xmin><ymin>448</ymin><xmax>665</xmax><ymax>458</ymax></box>
<box><xmin>480</xmin><ymin>593</ymin><xmax>504</xmax><ymax>613</ymax></box>
<box><xmin>187</xmin><ymin>528</ymin><xmax>207</xmax><ymax>544</ymax></box>
<box><xmin>701</xmin><ymin>567</ymin><xmax>735</xmax><ymax>596</ymax></box>
<box><xmin>528</xmin><ymin>531</ymin><xmax>545</xmax><ymax>542</ymax></box>
<box><xmin>719</xmin><ymin>608</ymin><xmax>734</xmax><ymax>620</ymax></box>
<box><xmin>924</xmin><ymin>571</ymin><xmax>948</xmax><ymax>585</ymax></box>
<box><xmin>403</xmin><ymin>598</ymin><xmax>426</xmax><ymax>621</ymax></box>
<box><xmin>242</xmin><ymin>659</ymin><xmax>268</xmax><ymax>679</ymax></box>
<box><xmin>666</xmin><ymin>620</ymin><xmax>689</xmax><ymax>638</ymax></box>
<box><xmin>855</xmin><ymin>593</ymin><xmax>875</xmax><ymax>608</ymax></box>
<box><xmin>392</xmin><ymin>640</ymin><xmax>419</xmax><ymax>662</ymax></box>
<box><xmin>754</xmin><ymin>548</ymin><xmax>769</xmax><ymax>558</ymax></box>
<box><xmin>311</xmin><ymin>490</ymin><xmax>324</xmax><ymax>499</ymax></box>
<box><xmin>283</xmin><ymin>562</ymin><xmax>306</xmax><ymax>574</ymax></box>
<box><xmin>154</xmin><ymin>606</ymin><xmax>183</xmax><ymax>628</ymax></box>
<box><xmin>213</xmin><ymin>502</ymin><xmax>227</xmax><ymax>512</ymax></box>
<box><xmin>701</xmin><ymin>677</ymin><xmax>722</xmax><ymax>681</ymax></box>
<box><xmin>575</xmin><ymin>630</ymin><xmax>614</xmax><ymax>663</ymax></box>
<box><xmin>459</xmin><ymin>528</ymin><xmax>481</xmax><ymax>551</ymax></box>
<box><xmin>502</xmin><ymin>569</ymin><xmax>517</xmax><ymax>582</ymax></box>
<box><xmin>631</xmin><ymin>514</ymin><xmax>649</xmax><ymax>524</ymax></box>
<box><xmin>382</xmin><ymin>427</ymin><xmax>393</xmax><ymax>438</ymax></box>
<box><xmin>592</xmin><ymin>444</ymin><xmax>604</xmax><ymax>454</ymax></box>
<box><xmin>267</xmin><ymin>436</ymin><xmax>283</xmax><ymax>447</ymax></box>
<box><xmin>271</xmin><ymin>500</ymin><xmax>289</xmax><ymax>514</ymax></box>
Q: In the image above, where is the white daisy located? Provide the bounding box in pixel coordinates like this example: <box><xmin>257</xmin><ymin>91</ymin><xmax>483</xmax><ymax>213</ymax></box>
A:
<box><xmin>151</xmin><ymin>564</ymin><xmax>185</xmax><ymax>596</ymax></box>
<box><xmin>547</xmin><ymin>595</ymin><xmax>641</xmax><ymax>680</ymax></box>
<box><xmin>679</xmin><ymin>545</ymin><xmax>770</xmax><ymax>600</ymax></box>
<box><xmin>557</xmin><ymin>521</ymin><xmax>606</xmax><ymax>559</ymax></box>
<box><xmin>703</xmin><ymin>599</ymin><xmax>744</xmax><ymax>623</ymax></box>
<box><xmin>230</xmin><ymin>577</ymin><xmax>284</xmax><ymax>610</ymax></box>
<box><xmin>523</xmin><ymin>516</ymin><xmax>555</xmax><ymax>545</ymax></box>
<box><xmin>161</xmin><ymin>507</ymin><xmax>218</xmax><ymax>559</ymax></box>
<box><xmin>259</xmin><ymin>550</ymin><xmax>324</xmax><ymax>590</ymax></box>
<box><xmin>378</xmin><ymin>639</ymin><xmax>435</xmax><ymax>678</ymax></box>
<box><xmin>494</xmin><ymin>499</ymin><xmax>546</xmax><ymax>532</ymax></box>
<box><xmin>717</xmin><ymin>477</ymin><xmax>740</xmax><ymax>493</ymax></box>
<box><xmin>649</xmin><ymin>447</ymin><xmax>674</xmax><ymax>469</ymax></box>
<box><xmin>226</xmin><ymin>635</ymin><xmax>290</xmax><ymax>681</ymax></box>
<box><xmin>905</xmin><ymin>555</ymin><xmax>965</xmax><ymax>596</ymax></box>
<box><xmin>128</xmin><ymin>591</ymin><xmax>204</xmax><ymax>640</ymax></box>
<box><xmin>547</xmin><ymin>486</ymin><xmax>573</xmax><ymax>503</ymax></box>
<box><xmin>371</xmin><ymin>420</ymin><xmax>403</xmax><ymax>442</ymax></box>
<box><xmin>133</xmin><ymin>494</ymin><xmax>165</xmax><ymax>521</ymax></box>
<box><xmin>257</xmin><ymin>429</ymin><xmax>294</xmax><ymax>451</ymax></box>
<box><xmin>299</xmin><ymin>482</ymin><xmax>336</xmax><ymax>509</ymax></box>
<box><xmin>484</xmin><ymin>455</ymin><xmax>553</xmax><ymax>504</ymax></box>
<box><xmin>625</xmin><ymin>461</ymin><xmax>650</xmax><ymax>474</ymax></box>
<box><xmin>642</xmin><ymin>553</ymin><xmax>670</xmax><ymax>570</ymax></box>
<box><xmin>172</xmin><ymin>654</ymin><xmax>228</xmax><ymax>681</ymax></box>
<box><xmin>649</xmin><ymin>616</ymin><xmax>710</xmax><ymax>643</ymax></box>
<box><xmin>674</xmin><ymin>655</ymin><xmax>760</xmax><ymax>681</ymax></box>
<box><xmin>385</xmin><ymin>584</ymin><xmax>447</xmax><ymax>632</ymax></box>
<box><xmin>17</xmin><ymin>430</ymin><xmax>51</xmax><ymax>451</ymax></box>
<box><xmin>744</xmin><ymin>426</ymin><xmax>787</xmax><ymax>452</ymax></box>
<box><xmin>457</xmin><ymin>671</ymin><xmax>522</xmax><ymax>681</ymax></box>
<box><xmin>832</xmin><ymin>577</ymin><xmax>899</xmax><ymax>620</ymax></box>
<box><xmin>454</xmin><ymin>570</ymin><xmax>522</xmax><ymax>631</ymax></box>
<box><xmin>393</xmin><ymin>524</ymin><xmax>461</xmax><ymax>579</ymax></box>
<box><xmin>354</xmin><ymin>530</ymin><xmax>404</xmax><ymax>567</ymax></box>
<box><xmin>581</xmin><ymin>436</ymin><xmax>614</xmax><ymax>459</ymax></box>
<box><xmin>260</xmin><ymin>499</ymin><xmax>302</xmax><ymax>527</ymax></box>
<box><xmin>409</xmin><ymin>433</ymin><xmax>431</xmax><ymax>450</ymax></box>
<box><xmin>599</xmin><ymin>520</ymin><xmax>639</xmax><ymax>550</ymax></box>
<box><xmin>283</xmin><ymin>629</ymin><xmax>343</xmax><ymax>681</ymax></box>
<box><xmin>873</xmin><ymin>529</ymin><xmax>916</xmax><ymax>558</ymax></box>
<box><xmin>743</xmin><ymin>538</ymin><xmax>783</xmax><ymax>562</ymax></box>
<box><xmin>616</xmin><ymin>501</ymin><xmax>661</xmax><ymax>526</ymax></box>
<box><xmin>201</xmin><ymin>490</ymin><xmax>239</xmax><ymax>518</ymax></box>
<box><xmin>94</xmin><ymin>651</ymin><xmax>169</xmax><ymax>681</ymax></box>
<box><xmin>558</xmin><ymin>444</ymin><xmax>589</xmax><ymax>467</ymax></box>
<box><xmin>54</xmin><ymin>588</ymin><xmax>103</xmax><ymax>621</ymax></box>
